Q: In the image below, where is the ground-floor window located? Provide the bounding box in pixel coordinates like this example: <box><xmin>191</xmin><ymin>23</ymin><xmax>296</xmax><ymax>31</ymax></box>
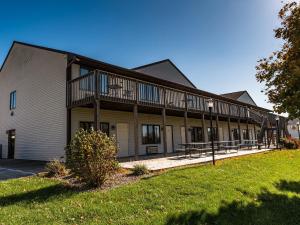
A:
<box><xmin>232</xmin><ymin>128</ymin><xmax>239</xmax><ymax>140</ymax></box>
<box><xmin>207</xmin><ymin>127</ymin><xmax>218</xmax><ymax>141</ymax></box>
<box><xmin>191</xmin><ymin>127</ymin><xmax>203</xmax><ymax>142</ymax></box>
<box><xmin>142</xmin><ymin>124</ymin><xmax>161</xmax><ymax>144</ymax></box>
<box><xmin>79</xmin><ymin>121</ymin><xmax>110</xmax><ymax>136</ymax></box>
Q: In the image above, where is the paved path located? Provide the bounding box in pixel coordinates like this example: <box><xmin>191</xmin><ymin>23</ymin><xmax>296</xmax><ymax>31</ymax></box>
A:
<box><xmin>121</xmin><ymin>148</ymin><xmax>274</xmax><ymax>171</ymax></box>
<box><xmin>0</xmin><ymin>159</ymin><xmax>46</xmax><ymax>181</ymax></box>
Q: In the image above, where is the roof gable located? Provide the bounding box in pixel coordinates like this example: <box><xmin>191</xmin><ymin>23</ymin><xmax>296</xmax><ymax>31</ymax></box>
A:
<box><xmin>132</xmin><ymin>59</ymin><xmax>196</xmax><ymax>88</ymax></box>
<box><xmin>0</xmin><ymin>41</ymin><xmax>68</xmax><ymax>72</ymax></box>
<box><xmin>221</xmin><ymin>91</ymin><xmax>257</xmax><ymax>106</ymax></box>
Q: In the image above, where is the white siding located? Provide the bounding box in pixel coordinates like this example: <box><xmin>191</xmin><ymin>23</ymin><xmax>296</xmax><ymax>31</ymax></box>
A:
<box><xmin>71</xmin><ymin>108</ymin><xmax>255</xmax><ymax>157</ymax></box>
<box><xmin>0</xmin><ymin>43</ymin><xmax>67</xmax><ymax>160</ymax></box>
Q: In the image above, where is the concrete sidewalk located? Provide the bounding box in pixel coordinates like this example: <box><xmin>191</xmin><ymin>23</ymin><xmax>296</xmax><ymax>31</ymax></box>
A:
<box><xmin>121</xmin><ymin>148</ymin><xmax>273</xmax><ymax>171</ymax></box>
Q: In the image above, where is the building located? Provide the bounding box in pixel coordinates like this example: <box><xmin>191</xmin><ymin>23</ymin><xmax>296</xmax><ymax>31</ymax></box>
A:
<box><xmin>0</xmin><ymin>41</ymin><xmax>288</xmax><ymax>161</ymax></box>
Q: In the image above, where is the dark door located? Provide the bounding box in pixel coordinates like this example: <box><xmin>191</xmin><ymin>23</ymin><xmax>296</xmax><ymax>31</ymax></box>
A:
<box><xmin>7</xmin><ymin>130</ymin><xmax>15</xmax><ymax>159</ymax></box>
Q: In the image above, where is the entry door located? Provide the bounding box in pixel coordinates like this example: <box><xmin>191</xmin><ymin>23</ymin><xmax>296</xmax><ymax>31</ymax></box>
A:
<box><xmin>181</xmin><ymin>126</ymin><xmax>186</xmax><ymax>144</ymax></box>
<box><xmin>166</xmin><ymin>125</ymin><xmax>174</xmax><ymax>153</ymax></box>
<box><xmin>116</xmin><ymin>123</ymin><xmax>129</xmax><ymax>157</ymax></box>
<box><xmin>7</xmin><ymin>130</ymin><xmax>15</xmax><ymax>159</ymax></box>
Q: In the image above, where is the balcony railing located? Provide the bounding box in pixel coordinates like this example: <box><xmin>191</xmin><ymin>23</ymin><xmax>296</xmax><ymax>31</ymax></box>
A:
<box><xmin>67</xmin><ymin>70</ymin><xmax>265</xmax><ymax>119</ymax></box>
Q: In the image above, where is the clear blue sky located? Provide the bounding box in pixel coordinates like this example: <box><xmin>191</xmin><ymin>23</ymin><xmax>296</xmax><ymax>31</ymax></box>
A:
<box><xmin>0</xmin><ymin>0</ymin><xmax>283</xmax><ymax>110</ymax></box>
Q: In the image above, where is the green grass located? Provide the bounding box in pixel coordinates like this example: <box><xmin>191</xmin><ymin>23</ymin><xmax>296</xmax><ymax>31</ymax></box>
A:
<box><xmin>1</xmin><ymin>150</ymin><xmax>300</xmax><ymax>224</ymax></box>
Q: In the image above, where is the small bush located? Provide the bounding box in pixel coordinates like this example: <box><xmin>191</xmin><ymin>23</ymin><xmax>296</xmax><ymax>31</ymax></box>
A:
<box><xmin>132</xmin><ymin>164</ymin><xmax>149</xmax><ymax>176</ymax></box>
<box><xmin>45</xmin><ymin>160</ymin><xmax>68</xmax><ymax>177</ymax></box>
<box><xmin>281</xmin><ymin>137</ymin><xmax>300</xmax><ymax>149</ymax></box>
<box><xmin>66</xmin><ymin>129</ymin><xmax>118</xmax><ymax>187</ymax></box>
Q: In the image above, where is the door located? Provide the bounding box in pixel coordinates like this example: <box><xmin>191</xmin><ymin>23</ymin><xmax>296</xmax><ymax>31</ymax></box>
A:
<box><xmin>166</xmin><ymin>125</ymin><xmax>174</xmax><ymax>153</ymax></box>
<box><xmin>116</xmin><ymin>123</ymin><xmax>129</xmax><ymax>157</ymax></box>
<box><xmin>181</xmin><ymin>126</ymin><xmax>186</xmax><ymax>144</ymax></box>
<box><xmin>7</xmin><ymin>130</ymin><xmax>15</xmax><ymax>159</ymax></box>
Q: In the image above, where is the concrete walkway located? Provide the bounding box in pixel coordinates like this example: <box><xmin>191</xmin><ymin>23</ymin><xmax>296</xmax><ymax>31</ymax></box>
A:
<box><xmin>121</xmin><ymin>148</ymin><xmax>273</xmax><ymax>171</ymax></box>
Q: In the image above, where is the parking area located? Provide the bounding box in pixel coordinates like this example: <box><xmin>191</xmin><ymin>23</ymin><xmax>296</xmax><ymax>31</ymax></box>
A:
<box><xmin>0</xmin><ymin>159</ymin><xmax>46</xmax><ymax>181</ymax></box>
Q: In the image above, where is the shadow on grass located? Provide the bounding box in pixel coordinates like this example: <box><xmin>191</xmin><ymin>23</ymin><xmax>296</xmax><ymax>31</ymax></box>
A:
<box><xmin>0</xmin><ymin>183</ymin><xmax>80</xmax><ymax>207</ymax></box>
<box><xmin>166</xmin><ymin>181</ymin><xmax>300</xmax><ymax>225</ymax></box>
<box><xmin>275</xmin><ymin>180</ymin><xmax>300</xmax><ymax>194</ymax></box>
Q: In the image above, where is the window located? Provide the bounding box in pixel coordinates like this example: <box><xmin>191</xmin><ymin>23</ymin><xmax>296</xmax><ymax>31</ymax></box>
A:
<box><xmin>191</xmin><ymin>127</ymin><xmax>203</xmax><ymax>142</ymax></box>
<box><xmin>9</xmin><ymin>91</ymin><xmax>16</xmax><ymax>110</ymax></box>
<box><xmin>79</xmin><ymin>66</ymin><xmax>93</xmax><ymax>91</ymax></box>
<box><xmin>139</xmin><ymin>83</ymin><xmax>160</xmax><ymax>103</ymax></box>
<box><xmin>99</xmin><ymin>73</ymin><xmax>109</xmax><ymax>94</ymax></box>
<box><xmin>79</xmin><ymin>121</ymin><xmax>110</xmax><ymax>136</ymax></box>
<box><xmin>142</xmin><ymin>124</ymin><xmax>161</xmax><ymax>144</ymax></box>
<box><xmin>232</xmin><ymin>128</ymin><xmax>240</xmax><ymax>140</ymax></box>
<box><xmin>80</xmin><ymin>67</ymin><xmax>91</xmax><ymax>76</ymax></box>
<box><xmin>207</xmin><ymin>127</ymin><xmax>218</xmax><ymax>141</ymax></box>
<box><xmin>242</xmin><ymin>129</ymin><xmax>248</xmax><ymax>140</ymax></box>
<box><xmin>99</xmin><ymin>122</ymin><xmax>109</xmax><ymax>136</ymax></box>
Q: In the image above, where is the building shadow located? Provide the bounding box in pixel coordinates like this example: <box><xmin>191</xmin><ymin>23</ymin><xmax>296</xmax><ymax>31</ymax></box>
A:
<box><xmin>0</xmin><ymin>183</ymin><xmax>80</xmax><ymax>207</ymax></box>
<box><xmin>165</xmin><ymin>181</ymin><xmax>300</xmax><ymax>225</ymax></box>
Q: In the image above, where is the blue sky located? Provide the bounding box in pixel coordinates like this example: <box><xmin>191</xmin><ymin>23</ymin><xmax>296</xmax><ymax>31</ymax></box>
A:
<box><xmin>0</xmin><ymin>0</ymin><xmax>283</xmax><ymax>110</ymax></box>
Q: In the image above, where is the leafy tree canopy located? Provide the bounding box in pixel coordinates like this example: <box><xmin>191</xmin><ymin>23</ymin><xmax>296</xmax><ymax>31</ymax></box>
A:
<box><xmin>256</xmin><ymin>2</ymin><xmax>300</xmax><ymax>119</ymax></box>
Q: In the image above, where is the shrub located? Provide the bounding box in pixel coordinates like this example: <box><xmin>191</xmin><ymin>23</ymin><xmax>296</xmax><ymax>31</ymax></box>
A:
<box><xmin>281</xmin><ymin>137</ymin><xmax>300</xmax><ymax>149</ymax></box>
<box><xmin>132</xmin><ymin>164</ymin><xmax>149</xmax><ymax>176</ymax></box>
<box><xmin>66</xmin><ymin>129</ymin><xmax>118</xmax><ymax>187</ymax></box>
<box><xmin>45</xmin><ymin>159</ymin><xmax>68</xmax><ymax>177</ymax></box>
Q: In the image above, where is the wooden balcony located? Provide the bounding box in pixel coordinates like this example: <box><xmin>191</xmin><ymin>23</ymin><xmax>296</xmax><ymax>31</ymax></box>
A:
<box><xmin>67</xmin><ymin>69</ymin><xmax>266</xmax><ymax>120</ymax></box>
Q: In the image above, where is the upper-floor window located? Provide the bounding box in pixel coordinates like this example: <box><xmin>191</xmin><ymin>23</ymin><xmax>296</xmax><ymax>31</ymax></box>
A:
<box><xmin>80</xmin><ymin>66</ymin><xmax>91</xmax><ymax>76</ymax></box>
<box><xmin>79</xmin><ymin>66</ymin><xmax>109</xmax><ymax>94</ymax></box>
<box><xmin>9</xmin><ymin>91</ymin><xmax>16</xmax><ymax>110</ymax></box>
<box><xmin>142</xmin><ymin>124</ymin><xmax>161</xmax><ymax>144</ymax></box>
<box><xmin>191</xmin><ymin>127</ymin><xmax>203</xmax><ymax>142</ymax></box>
<box><xmin>139</xmin><ymin>83</ymin><xmax>160</xmax><ymax>103</ymax></box>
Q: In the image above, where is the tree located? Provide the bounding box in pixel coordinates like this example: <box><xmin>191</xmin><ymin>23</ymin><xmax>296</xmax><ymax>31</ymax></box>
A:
<box><xmin>256</xmin><ymin>1</ymin><xmax>300</xmax><ymax>119</ymax></box>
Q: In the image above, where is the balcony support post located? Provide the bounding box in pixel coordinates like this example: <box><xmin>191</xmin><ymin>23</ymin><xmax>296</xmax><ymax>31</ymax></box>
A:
<box><xmin>184</xmin><ymin>93</ymin><xmax>188</xmax><ymax>144</ymax></box>
<box><xmin>202</xmin><ymin>114</ymin><xmax>207</xmax><ymax>142</ymax></box>
<box><xmin>133</xmin><ymin>104</ymin><xmax>139</xmax><ymax>160</ymax></box>
<box><xmin>246</xmin><ymin>119</ymin><xmax>249</xmax><ymax>140</ymax></box>
<box><xmin>184</xmin><ymin>111</ymin><xmax>188</xmax><ymax>144</ymax></box>
<box><xmin>162</xmin><ymin>108</ymin><xmax>167</xmax><ymax>156</ymax></box>
<box><xmin>238</xmin><ymin>118</ymin><xmax>242</xmax><ymax>144</ymax></box>
<box><xmin>94</xmin><ymin>71</ymin><xmax>100</xmax><ymax>130</ymax></box>
<box><xmin>94</xmin><ymin>99</ymin><xmax>100</xmax><ymax>130</ymax></box>
<box><xmin>228</xmin><ymin>117</ymin><xmax>232</xmax><ymax>142</ymax></box>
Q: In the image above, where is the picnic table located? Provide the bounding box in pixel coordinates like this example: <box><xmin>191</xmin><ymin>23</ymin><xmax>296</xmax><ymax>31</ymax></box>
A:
<box><xmin>176</xmin><ymin>140</ymin><xmax>241</xmax><ymax>158</ymax></box>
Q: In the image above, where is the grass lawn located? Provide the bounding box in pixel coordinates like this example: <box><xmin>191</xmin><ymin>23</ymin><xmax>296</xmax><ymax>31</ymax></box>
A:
<box><xmin>1</xmin><ymin>150</ymin><xmax>300</xmax><ymax>225</ymax></box>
